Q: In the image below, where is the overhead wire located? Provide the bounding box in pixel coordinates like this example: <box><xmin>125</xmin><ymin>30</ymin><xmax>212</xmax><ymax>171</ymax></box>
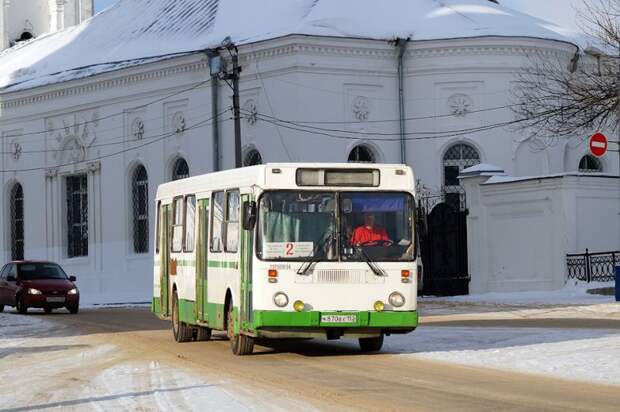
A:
<box><xmin>0</xmin><ymin>108</ymin><xmax>232</xmax><ymax>173</ymax></box>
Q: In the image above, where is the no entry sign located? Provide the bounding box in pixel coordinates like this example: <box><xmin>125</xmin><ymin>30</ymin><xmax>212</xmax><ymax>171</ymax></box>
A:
<box><xmin>589</xmin><ymin>132</ymin><xmax>608</xmax><ymax>157</ymax></box>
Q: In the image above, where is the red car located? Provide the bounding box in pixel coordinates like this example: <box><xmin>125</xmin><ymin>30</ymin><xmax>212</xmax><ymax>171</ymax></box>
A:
<box><xmin>0</xmin><ymin>261</ymin><xmax>79</xmax><ymax>314</ymax></box>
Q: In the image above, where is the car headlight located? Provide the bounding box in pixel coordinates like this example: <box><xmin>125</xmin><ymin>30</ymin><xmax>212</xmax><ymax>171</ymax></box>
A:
<box><xmin>67</xmin><ymin>288</ymin><xmax>78</xmax><ymax>295</ymax></box>
<box><xmin>27</xmin><ymin>288</ymin><xmax>42</xmax><ymax>295</ymax></box>
<box><xmin>272</xmin><ymin>292</ymin><xmax>288</xmax><ymax>307</ymax></box>
<box><xmin>389</xmin><ymin>292</ymin><xmax>405</xmax><ymax>308</ymax></box>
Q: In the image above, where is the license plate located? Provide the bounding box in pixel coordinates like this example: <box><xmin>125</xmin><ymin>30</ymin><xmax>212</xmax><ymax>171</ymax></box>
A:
<box><xmin>46</xmin><ymin>297</ymin><xmax>65</xmax><ymax>303</ymax></box>
<box><xmin>321</xmin><ymin>315</ymin><xmax>356</xmax><ymax>323</ymax></box>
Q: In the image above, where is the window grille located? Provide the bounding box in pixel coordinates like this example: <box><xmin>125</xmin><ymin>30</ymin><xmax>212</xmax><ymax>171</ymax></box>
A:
<box><xmin>132</xmin><ymin>165</ymin><xmax>149</xmax><ymax>253</ymax></box>
<box><xmin>243</xmin><ymin>149</ymin><xmax>263</xmax><ymax>166</ymax></box>
<box><xmin>10</xmin><ymin>183</ymin><xmax>24</xmax><ymax>261</ymax></box>
<box><xmin>66</xmin><ymin>175</ymin><xmax>88</xmax><ymax>258</ymax></box>
<box><xmin>578</xmin><ymin>155</ymin><xmax>602</xmax><ymax>173</ymax></box>
<box><xmin>172</xmin><ymin>158</ymin><xmax>189</xmax><ymax>181</ymax></box>
<box><xmin>443</xmin><ymin>143</ymin><xmax>480</xmax><ymax>187</ymax></box>
<box><xmin>348</xmin><ymin>145</ymin><xmax>375</xmax><ymax>163</ymax></box>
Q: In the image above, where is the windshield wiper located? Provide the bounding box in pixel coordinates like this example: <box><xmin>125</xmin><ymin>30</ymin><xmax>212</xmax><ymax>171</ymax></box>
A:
<box><xmin>356</xmin><ymin>247</ymin><xmax>386</xmax><ymax>277</ymax></box>
<box><xmin>340</xmin><ymin>233</ymin><xmax>385</xmax><ymax>277</ymax></box>
<box><xmin>296</xmin><ymin>234</ymin><xmax>334</xmax><ymax>275</ymax></box>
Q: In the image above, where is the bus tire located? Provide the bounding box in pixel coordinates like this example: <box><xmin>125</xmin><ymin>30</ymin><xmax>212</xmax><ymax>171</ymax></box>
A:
<box><xmin>195</xmin><ymin>327</ymin><xmax>212</xmax><ymax>341</ymax></box>
<box><xmin>359</xmin><ymin>334</ymin><xmax>384</xmax><ymax>352</ymax></box>
<box><xmin>226</xmin><ymin>300</ymin><xmax>254</xmax><ymax>355</ymax></box>
<box><xmin>172</xmin><ymin>291</ymin><xmax>193</xmax><ymax>343</ymax></box>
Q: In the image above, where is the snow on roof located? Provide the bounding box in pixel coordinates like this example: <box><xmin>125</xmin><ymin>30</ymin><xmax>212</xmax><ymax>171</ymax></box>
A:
<box><xmin>0</xmin><ymin>0</ymin><xmax>585</xmax><ymax>94</ymax></box>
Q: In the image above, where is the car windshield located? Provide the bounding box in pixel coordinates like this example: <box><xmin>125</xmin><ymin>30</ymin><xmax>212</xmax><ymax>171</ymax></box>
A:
<box><xmin>18</xmin><ymin>263</ymin><xmax>68</xmax><ymax>280</ymax></box>
<box><xmin>340</xmin><ymin>192</ymin><xmax>414</xmax><ymax>262</ymax></box>
<box><xmin>257</xmin><ymin>191</ymin><xmax>337</xmax><ymax>260</ymax></box>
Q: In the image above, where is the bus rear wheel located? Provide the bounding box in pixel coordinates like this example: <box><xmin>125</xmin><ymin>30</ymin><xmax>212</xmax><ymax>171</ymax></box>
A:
<box><xmin>359</xmin><ymin>334</ymin><xmax>384</xmax><ymax>352</ymax></box>
<box><xmin>226</xmin><ymin>300</ymin><xmax>254</xmax><ymax>355</ymax></box>
<box><xmin>195</xmin><ymin>327</ymin><xmax>212</xmax><ymax>341</ymax></box>
<box><xmin>172</xmin><ymin>291</ymin><xmax>193</xmax><ymax>343</ymax></box>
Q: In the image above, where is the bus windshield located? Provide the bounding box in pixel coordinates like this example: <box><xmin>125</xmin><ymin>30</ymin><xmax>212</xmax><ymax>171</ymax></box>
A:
<box><xmin>340</xmin><ymin>192</ymin><xmax>414</xmax><ymax>262</ymax></box>
<box><xmin>257</xmin><ymin>191</ymin><xmax>337</xmax><ymax>261</ymax></box>
<box><xmin>257</xmin><ymin>191</ymin><xmax>414</xmax><ymax>262</ymax></box>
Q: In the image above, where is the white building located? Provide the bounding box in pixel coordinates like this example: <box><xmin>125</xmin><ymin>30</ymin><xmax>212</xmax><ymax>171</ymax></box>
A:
<box><xmin>0</xmin><ymin>0</ymin><xmax>616</xmax><ymax>302</ymax></box>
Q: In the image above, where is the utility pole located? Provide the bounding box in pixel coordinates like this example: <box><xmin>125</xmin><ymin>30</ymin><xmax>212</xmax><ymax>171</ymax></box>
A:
<box><xmin>221</xmin><ymin>38</ymin><xmax>242</xmax><ymax>169</ymax></box>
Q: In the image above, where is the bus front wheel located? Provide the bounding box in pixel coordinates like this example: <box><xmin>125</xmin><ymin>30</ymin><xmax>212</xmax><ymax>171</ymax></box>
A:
<box><xmin>226</xmin><ymin>300</ymin><xmax>254</xmax><ymax>355</ymax></box>
<box><xmin>172</xmin><ymin>291</ymin><xmax>193</xmax><ymax>343</ymax></box>
<box><xmin>359</xmin><ymin>334</ymin><xmax>384</xmax><ymax>352</ymax></box>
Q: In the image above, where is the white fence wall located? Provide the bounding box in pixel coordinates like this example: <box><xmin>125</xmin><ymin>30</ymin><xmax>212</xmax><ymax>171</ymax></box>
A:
<box><xmin>462</xmin><ymin>168</ymin><xmax>619</xmax><ymax>294</ymax></box>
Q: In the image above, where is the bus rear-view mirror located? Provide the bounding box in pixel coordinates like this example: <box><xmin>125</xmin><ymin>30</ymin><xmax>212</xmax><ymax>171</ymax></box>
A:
<box><xmin>242</xmin><ymin>201</ymin><xmax>257</xmax><ymax>231</ymax></box>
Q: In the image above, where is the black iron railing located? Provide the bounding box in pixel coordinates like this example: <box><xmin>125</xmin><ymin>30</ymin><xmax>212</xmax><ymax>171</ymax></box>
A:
<box><xmin>566</xmin><ymin>249</ymin><xmax>619</xmax><ymax>282</ymax></box>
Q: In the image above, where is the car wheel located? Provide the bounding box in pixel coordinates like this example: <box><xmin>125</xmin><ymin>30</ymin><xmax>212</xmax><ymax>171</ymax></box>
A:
<box><xmin>16</xmin><ymin>296</ymin><xmax>28</xmax><ymax>314</ymax></box>
<box><xmin>226</xmin><ymin>300</ymin><xmax>254</xmax><ymax>355</ymax></box>
<box><xmin>0</xmin><ymin>304</ymin><xmax>4</xmax><ymax>313</ymax></box>
<box><xmin>44</xmin><ymin>307</ymin><xmax>53</xmax><ymax>314</ymax></box>
<box><xmin>172</xmin><ymin>291</ymin><xmax>192</xmax><ymax>342</ymax></box>
<box><xmin>359</xmin><ymin>334</ymin><xmax>384</xmax><ymax>352</ymax></box>
<box><xmin>68</xmin><ymin>305</ymin><xmax>79</xmax><ymax>314</ymax></box>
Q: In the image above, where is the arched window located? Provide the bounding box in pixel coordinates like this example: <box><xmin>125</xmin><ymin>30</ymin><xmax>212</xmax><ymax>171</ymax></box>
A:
<box><xmin>19</xmin><ymin>32</ymin><xmax>33</xmax><ymax>41</ymax></box>
<box><xmin>132</xmin><ymin>165</ymin><xmax>149</xmax><ymax>253</ymax></box>
<box><xmin>243</xmin><ymin>149</ymin><xmax>263</xmax><ymax>166</ymax></box>
<box><xmin>348</xmin><ymin>145</ymin><xmax>375</xmax><ymax>163</ymax></box>
<box><xmin>578</xmin><ymin>155</ymin><xmax>602</xmax><ymax>173</ymax></box>
<box><xmin>10</xmin><ymin>183</ymin><xmax>24</xmax><ymax>261</ymax></box>
<box><xmin>172</xmin><ymin>158</ymin><xmax>189</xmax><ymax>181</ymax></box>
<box><xmin>443</xmin><ymin>143</ymin><xmax>481</xmax><ymax>187</ymax></box>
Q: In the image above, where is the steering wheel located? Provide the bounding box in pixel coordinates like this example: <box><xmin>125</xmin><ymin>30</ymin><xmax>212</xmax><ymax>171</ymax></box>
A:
<box><xmin>360</xmin><ymin>239</ymin><xmax>393</xmax><ymax>247</ymax></box>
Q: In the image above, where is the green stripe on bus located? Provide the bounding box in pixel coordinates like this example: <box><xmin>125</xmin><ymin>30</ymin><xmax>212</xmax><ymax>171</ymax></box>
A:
<box><xmin>253</xmin><ymin>310</ymin><xmax>418</xmax><ymax>329</ymax></box>
<box><xmin>207</xmin><ymin>260</ymin><xmax>239</xmax><ymax>269</ymax></box>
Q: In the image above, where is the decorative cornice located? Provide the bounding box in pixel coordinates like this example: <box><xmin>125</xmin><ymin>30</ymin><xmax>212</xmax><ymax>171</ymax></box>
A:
<box><xmin>1</xmin><ymin>36</ymin><xmax>573</xmax><ymax>110</ymax></box>
<box><xmin>1</xmin><ymin>59</ymin><xmax>208</xmax><ymax>109</ymax></box>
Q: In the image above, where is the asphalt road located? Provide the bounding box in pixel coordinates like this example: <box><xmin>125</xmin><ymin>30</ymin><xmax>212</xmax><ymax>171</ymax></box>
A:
<box><xmin>29</xmin><ymin>307</ymin><xmax>620</xmax><ymax>412</ymax></box>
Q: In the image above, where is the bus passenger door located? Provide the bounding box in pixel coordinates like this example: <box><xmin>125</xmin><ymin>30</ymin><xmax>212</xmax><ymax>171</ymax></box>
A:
<box><xmin>196</xmin><ymin>200</ymin><xmax>209</xmax><ymax>321</ymax></box>
<box><xmin>239</xmin><ymin>194</ymin><xmax>254</xmax><ymax>328</ymax></box>
<box><xmin>160</xmin><ymin>204</ymin><xmax>170</xmax><ymax>317</ymax></box>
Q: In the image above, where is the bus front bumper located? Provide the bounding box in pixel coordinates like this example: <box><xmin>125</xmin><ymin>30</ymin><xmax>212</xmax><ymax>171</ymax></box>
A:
<box><xmin>252</xmin><ymin>310</ymin><xmax>418</xmax><ymax>338</ymax></box>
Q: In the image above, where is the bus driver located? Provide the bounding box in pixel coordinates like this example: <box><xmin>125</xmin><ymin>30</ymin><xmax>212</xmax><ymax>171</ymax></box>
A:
<box><xmin>350</xmin><ymin>213</ymin><xmax>393</xmax><ymax>246</ymax></box>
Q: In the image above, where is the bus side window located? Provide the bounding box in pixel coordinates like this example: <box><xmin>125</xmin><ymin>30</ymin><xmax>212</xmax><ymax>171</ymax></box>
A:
<box><xmin>184</xmin><ymin>195</ymin><xmax>196</xmax><ymax>252</ymax></box>
<box><xmin>225</xmin><ymin>190</ymin><xmax>240</xmax><ymax>253</ymax></box>
<box><xmin>171</xmin><ymin>196</ymin><xmax>184</xmax><ymax>253</ymax></box>
<box><xmin>211</xmin><ymin>191</ymin><xmax>225</xmax><ymax>253</ymax></box>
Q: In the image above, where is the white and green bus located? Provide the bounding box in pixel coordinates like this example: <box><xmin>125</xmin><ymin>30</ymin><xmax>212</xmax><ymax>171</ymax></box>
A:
<box><xmin>152</xmin><ymin>163</ymin><xmax>418</xmax><ymax>355</ymax></box>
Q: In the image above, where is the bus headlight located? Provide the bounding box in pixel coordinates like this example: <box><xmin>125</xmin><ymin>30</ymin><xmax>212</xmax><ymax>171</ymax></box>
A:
<box><xmin>273</xmin><ymin>292</ymin><xmax>289</xmax><ymax>308</ymax></box>
<box><xmin>389</xmin><ymin>292</ymin><xmax>405</xmax><ymax>308</ymax></box>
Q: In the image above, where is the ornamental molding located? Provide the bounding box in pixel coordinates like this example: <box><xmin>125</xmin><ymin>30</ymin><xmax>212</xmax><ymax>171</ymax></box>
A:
<box><xmin>1</xmin><ymin>38</ymin><xmax>573</xmax><ymax>109</ymax></box>
<box><xmin>131</xmin><ymin>117</ymin><xmax>145</xmax><ymax>140</ymax></box>
<box><xmin>1</xmin><ymin>60</ymin><xmax>208</xmax><ymax>109</ymax></box>
<box><xmin>46</xmin><ymin>110</ymin><xmax>100</xmax><ymax>166</ymax></box>
<box><xmin>172</xmin><ymin>111</ymin><xmax>186</xmax><ymax>134</ymax></box>
<box><xmin>11</xmin><ymin>140</ymin><xmax>22</xmax><ymax>161</ymax></box>
<box><xmin>242</xmin><ymin>99</ymin><xmax>258</xmax><ymax>125</ymax></box>
<box><xmin>352</xmin><ymin>96</ymin><xmax>370</xmax><ymax>121</ymax></box>
<box><xmin>447</xmin><ymin>93</ymin><xmax>473</xmax><ymax>117</ymax></box>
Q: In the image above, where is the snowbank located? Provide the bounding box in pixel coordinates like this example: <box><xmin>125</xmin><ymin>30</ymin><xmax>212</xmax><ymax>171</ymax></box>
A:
<box><xmin>422</xmin><ymin>280</ymin><xmax>617</xmax><ymax>306</ymax></box>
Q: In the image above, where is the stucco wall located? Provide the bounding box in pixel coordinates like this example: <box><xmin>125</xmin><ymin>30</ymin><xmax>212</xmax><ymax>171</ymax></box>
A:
<box><xmin>463</xmin><ymin>171</ymin><xmax>619</xmax><ymax>294</ymax></box>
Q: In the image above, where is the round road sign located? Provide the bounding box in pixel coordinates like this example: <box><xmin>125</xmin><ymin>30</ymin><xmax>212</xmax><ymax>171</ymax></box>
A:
<box><xmin>589</xmin><ymin>132</ymin><xmax>608</xmax><ymax>157</ymax></box>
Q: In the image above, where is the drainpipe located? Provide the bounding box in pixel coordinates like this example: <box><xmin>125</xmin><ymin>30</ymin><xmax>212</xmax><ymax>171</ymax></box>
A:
<box><xmin>207</xmin><ymin>50</ymin><xmax>221</xmax><ymax>171</ymax></box>
<box><xmin>397</xmin><ymin>38</ymin><xmax>409</xmax><ymax>165</ymax></box>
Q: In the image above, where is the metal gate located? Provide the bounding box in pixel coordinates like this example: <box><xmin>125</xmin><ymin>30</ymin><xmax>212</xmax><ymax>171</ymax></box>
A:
<box><xmin>418</xmin><ymin>188</ymin><xmax>469</xmax><ymax>296</ymax></box>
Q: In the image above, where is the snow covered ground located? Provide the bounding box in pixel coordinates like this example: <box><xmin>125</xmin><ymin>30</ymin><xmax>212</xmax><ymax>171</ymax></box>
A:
<box><xmin>423</xmin><ymin>280</ymin><xmax>616</xmax><ymax>306</ymax></box>
<box><xmin>0</xmin><ymin>313</ymin><xmax>304</xmax><ymax>411</ymax></box>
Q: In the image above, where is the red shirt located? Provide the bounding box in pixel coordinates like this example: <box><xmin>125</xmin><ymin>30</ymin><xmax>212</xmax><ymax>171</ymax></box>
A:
<box><xmin>350</xmin><ymin>225</ymin><xmax>389</xmax><ymax>245</ymax></box>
